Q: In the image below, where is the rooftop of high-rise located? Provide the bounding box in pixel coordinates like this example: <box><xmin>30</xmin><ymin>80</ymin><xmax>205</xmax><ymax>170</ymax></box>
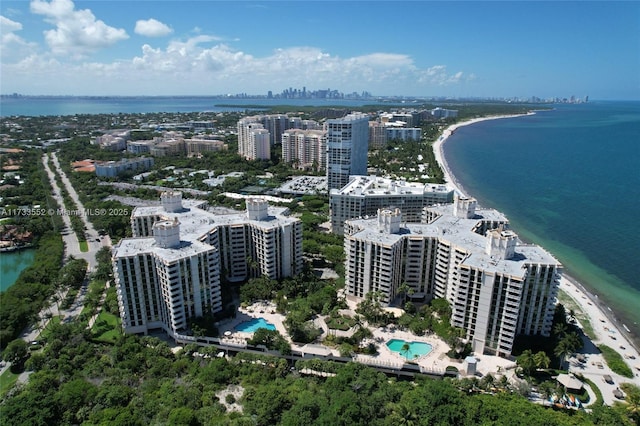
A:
<box><xmin>114</xmin><ymin>193</ymin><xmax>298</xmax><ymax>259</ymax></box>
<box><xmin>331</xmin><ymin>175</ymin><xmax>451</xmax><ymax>197</ymax></box>
<box><xmin>346</xmin><ymin>202</ymin><xmax>560</xmax><ymax>279</ymax></box>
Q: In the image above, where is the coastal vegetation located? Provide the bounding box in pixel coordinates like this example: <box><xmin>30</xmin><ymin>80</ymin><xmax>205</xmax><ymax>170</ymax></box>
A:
<box><xmin>0</xmin><ymin>150</ymin><xmax>66</xmax><ymax>349</ymax></box>
<box><xmin>0</xmin><ymin>322</ymin><xmax>633</xmax><ymax>425</ymax></box>
<box><xmin>598</xmin><ymin>344</ymin><xmax>634</xmax><ymax>378</ymax></box>
<box><xmin>6</xmin><ymin>104</ymin><xmax>636</xmax><ymax>424</ymax></box>
<box><xmin>619</xmin><ymin>383</ymin><xmax>640</xmax><ymax>424</ymax></box>
<box><xmin>0</xmin><ymin>232</ymin><xmax>64</xmax><ymax>349</ymax></box>
<box><xmin>369</xmin><ymin>136</ymin><xmax>445</xmax><ymax>184</ymax></box>
<box><xmin>555</xmin><ymin>288</ymin><xmax>595</xmax><ymax>339</ymax></box>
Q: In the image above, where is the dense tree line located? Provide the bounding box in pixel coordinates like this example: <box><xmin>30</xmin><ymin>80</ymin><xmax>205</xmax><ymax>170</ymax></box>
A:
<box><xmin>1</xmin><ymin>150</ymin><xmax>66</xmax><ymax>349</ymax></box>
<box><xmin>368</xmin><ymin>131</ymin><xmax>446</xmax><ymax>184</ymax></box>
<box><xmin>0</xmin><ymin>321</ymin><xmax>633</xmax><ymax>425</ymax></box>
<box><xmin>0</xmin><ymin>150</ymin><xmax>64</xmax><ymax>234</ymax></box>
<box><xmin>0</xmin><ymin>232</ymin><xmax>64</xmax><ymax>348</ymax></box>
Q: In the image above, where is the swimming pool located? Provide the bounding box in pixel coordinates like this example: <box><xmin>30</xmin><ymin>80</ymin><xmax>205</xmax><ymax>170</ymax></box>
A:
<box><xmin>386</xmin><ymin>339</ymin><xmax>432</xmax><ymax>359</ymax></box>
<box><xmin>234</xmin><ymin>318</ymin><xmax>276</xmax><ymax>333</ymax></box>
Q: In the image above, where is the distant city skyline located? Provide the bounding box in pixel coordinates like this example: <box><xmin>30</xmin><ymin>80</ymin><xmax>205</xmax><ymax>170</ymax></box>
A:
<box><xmin>1</xmin><ymin>1</ymin><xmax>638</xmax><ymax>100</ymax></box>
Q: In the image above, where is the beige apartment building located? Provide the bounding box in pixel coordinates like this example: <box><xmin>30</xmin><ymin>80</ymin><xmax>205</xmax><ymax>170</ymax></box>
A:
<box><xmin>114</xmin><ymin>192</ymin><xmax>302</xmax><ymax>337</ymax></box>
<box><xmin>343</xmin><ymin>197</ymin><xmax>560</xmax><ymax>357</ymax></box>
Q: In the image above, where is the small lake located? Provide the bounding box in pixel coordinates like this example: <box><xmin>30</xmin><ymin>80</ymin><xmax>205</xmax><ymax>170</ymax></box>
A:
<box><xmin>0</xmin><ymin>248</ymin><xmax>36</xmax><ymax>292</ymax></box>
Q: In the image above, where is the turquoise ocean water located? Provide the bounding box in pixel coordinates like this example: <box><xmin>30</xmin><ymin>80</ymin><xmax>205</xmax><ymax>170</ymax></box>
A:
<box><xmin>443</xmin><ymin>101</ymin><xmax>640</xmax><ymax>339</ymax></box>
<box><xmin>2</xmin><ymin>97</ymin><xmax>637</xmax><ymax>341</ymax></box>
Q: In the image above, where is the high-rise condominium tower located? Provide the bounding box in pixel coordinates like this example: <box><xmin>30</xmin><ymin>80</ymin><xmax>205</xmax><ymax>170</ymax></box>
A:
<box><xmin>343</xmin><ymin>197</ymin><xmax>560</xmax><ymax>357</ymax></box>
<box><xmin>113</xmin><ymin>192</ymin><xmax>302</xmax><ymax>338</ymax></box>
<box><xmin>326</xmin><ymin>113</ymin><xmax>370</xmax><ymax>190</ymax></box>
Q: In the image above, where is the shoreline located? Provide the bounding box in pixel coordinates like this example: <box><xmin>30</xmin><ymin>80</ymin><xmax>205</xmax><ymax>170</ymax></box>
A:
<box><xmin>432</xmin><ymin>113</ymin><xmax>534</xmax><ymax>198</ymax></box>
<box><xmin>433</xmin><ymin>115</ymin><xmax>640</xmax><ymax>385</ymax></box>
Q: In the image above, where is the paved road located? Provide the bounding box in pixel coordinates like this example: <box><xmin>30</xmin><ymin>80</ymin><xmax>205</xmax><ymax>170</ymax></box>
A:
<box><xmin>0</xmin><ymin>154</ymin><xmax>115</xmax><ymax>383</ymax></box>
<box><xmin>49</xmin><ymin>152</ymin><xmax>112</xmax><ymax>271</ymax></box>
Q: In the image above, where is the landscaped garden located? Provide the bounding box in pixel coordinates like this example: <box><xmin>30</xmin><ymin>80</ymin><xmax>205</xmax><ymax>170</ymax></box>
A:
<box><xmin>325</xmin><ymin>311</ymin><xmax>357</xmax><ymax>331</ymax></box>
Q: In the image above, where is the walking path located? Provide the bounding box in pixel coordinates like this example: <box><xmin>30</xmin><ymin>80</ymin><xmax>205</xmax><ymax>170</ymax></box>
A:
<box><xmin>434</xmin><ymin>116</ymin><xmax>640</xmax><ymax>405</ymax></box>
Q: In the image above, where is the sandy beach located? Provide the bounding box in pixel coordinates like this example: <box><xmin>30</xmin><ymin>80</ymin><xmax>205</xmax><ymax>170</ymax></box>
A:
<box><xmin>434</xmin><ymin>116</ymin><xmax>640</xmax><ymax>402</ymax></box>
<box><xmin>432</xmin><ymin>113</ymin><xmax>534</xmax><ymax>198</ymax></box>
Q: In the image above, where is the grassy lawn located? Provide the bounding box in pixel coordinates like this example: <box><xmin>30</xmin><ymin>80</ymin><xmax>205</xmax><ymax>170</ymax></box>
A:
<box><xmin>326</xmin><ymin>314</ymin><xmax>356</xmax><ymax>331</ymax></box>
<box><xmin>581</xmin><ymin>376</ymin><xmax>604</xmax><ymax>406</ymax></box>
<box><xmin>91</xmin><ymin>311</ymin><xmax>122</xmax><ymax>343</ymax></box>
<box><xmin>0</xmin><ymin>368</ymin><xmax>20</xmax><ymax>398</ymax></box>
<box><xmin>556</xmin><ymin>289</ymin><xmax>595</xmax><ymax>338</ymax></box>
<box><xmin>598</xmin><ymin>344</ymin><xmax>634</xmax><ymax>378</ymax></box>
<box><xmin>79</xmin><ymin>240</ymin><xmax>89</xmax><ymax>252</ymax></box>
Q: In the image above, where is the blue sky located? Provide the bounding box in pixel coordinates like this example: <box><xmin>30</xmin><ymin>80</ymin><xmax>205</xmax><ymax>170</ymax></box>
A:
<box><xmin>1</xmin><ymin>1</ymin><xmax>638</xmax><ymax>99</ymax></box>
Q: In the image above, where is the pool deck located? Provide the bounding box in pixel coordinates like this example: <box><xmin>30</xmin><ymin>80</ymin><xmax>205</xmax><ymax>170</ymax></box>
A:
<box><xmin>219</xmin><ymin>301</ymin><xmax>466</xmax><ymax>375</ymax></box>
<box><xmin>364</xmin><ymin>326</ymin><xmax>450</xmax><ymax>373</ymax></box>
<box><xmin>215</xmin><ymin>300</ymin><xmax>518</xmax><ymax>379</ymax></box>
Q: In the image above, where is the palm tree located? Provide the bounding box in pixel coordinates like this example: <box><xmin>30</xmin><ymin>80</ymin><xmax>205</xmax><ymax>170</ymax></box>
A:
<box><xmin>51</xmin><ymin>292</ymin><xmax>62</xmax><ymax>315</ymax></box>
<box><xmin>480</xmin><ymin>374</ymin><xmax>495</xmax><ymax>390</ymax></box>
<box><xmin>397</xmin><ymin>282</ymin><xmax>410</xmax><ymax>306</ymax></box>
<box><xmin>625</xmin><ymin>387</ymin><xmax>640</xmax><ymax>422</ymax></box>
<box><xmin>564</xmin><ymin>332</ymin><xmax>583</xmax><ymax>353</ymax></box>
<box><xmin>517</xmin><ymin>349</ymin><xmax>535</xmax><ymax>376</ymax></box>
<box><xmin>533</xmin><ymin>351</ymin><xmax>551</xmax><ymax>370</ymax></box>
<box><xmin>446</xmin><ymin>327</ymin><xmax>465</xmax><ymax>355</ymax></box>
<box><xmin>390</xmin><ymin>402</ymin><xmax>418</xmax><ymax>426</ymax></box>
<box><xmin>31</xmin><ymin>313</ymin><xmax>44</xmax><ymax>334</ymax></box>
<box><xmin>353</xmin><ymin>314</ymin><xmax>366</xmax><ymax>333</ymax></box>
<box><xmin>539</xmin><ymin>381</ymin><xmax>555</xmax><ymax>400</ymax></box>
<box><xmin>553</xmin><ymin>322</ymin><xmax>568</xmax><ymax>338</ymax></box>
<box><xmin>498</xmin><ymin>375</ymin><xmax>509</xmax><ymax>390</ymax></box>
<box><xmin>554</xmin><ymin>340</ymin><xmax>573</xmax><ymax>370</ymax></box>
<box><xmin>401</xmin><ymin>342</ymin><xmax>411</xmax><ymax>360</ymax></box>
<box><xmin>357</xmin><ymin>290</ymin><xmax>384</xmax><ymax>325</ymax></box>
<box><xmin>245</xmin><ymin>256</ymin><xmax>259</xmax><ymax>276</ymax></box>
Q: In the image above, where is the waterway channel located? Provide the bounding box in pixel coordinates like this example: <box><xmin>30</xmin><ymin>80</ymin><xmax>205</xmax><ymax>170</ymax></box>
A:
<box><xmin>0</xmin><ymin>248</ymin><xmax>36</xmax><ymax>291</ymax></box>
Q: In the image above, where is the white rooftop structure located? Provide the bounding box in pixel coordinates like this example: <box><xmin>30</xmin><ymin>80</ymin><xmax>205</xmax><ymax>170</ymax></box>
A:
<box><xmin>330</xmin><ymin>175</ymin><xmax>454</xmax><ymax>234</ymax></box>
<box><xmin>344</xmin><ymin>196</ymin><xmax>561</xmax><ymax>357</ymax></box>
<box><xmin>113</xmin><ymin>192</ymin><xmax>303</xmax><ymax>338</ymax></box>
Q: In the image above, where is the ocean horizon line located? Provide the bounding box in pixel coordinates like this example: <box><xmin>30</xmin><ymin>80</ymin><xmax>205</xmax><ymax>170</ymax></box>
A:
<box><xmin>4</xmin><ymin>94</ymin><xmax>636</xmax><ymax>102</ymax></box>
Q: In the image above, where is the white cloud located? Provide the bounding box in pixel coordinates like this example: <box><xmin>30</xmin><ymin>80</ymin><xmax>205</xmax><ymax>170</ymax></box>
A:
<box><xmin>30</xmin><ymin>0</ymin><xmax>128</xmax><ymax>57</ymax></box>
<box><xmin>350</xmin><ymin>53</ymin><xmax>413</xmax><ymax>68</ymax></box>
<box><xmin>134</xmin><ymin>18</ymin><xmax>173</xmax><ymax>37</ymax></box>
<box><xmin>1</xmin><ymin>15</ymin><xmax>38</xmax><ymax>62</ymax></box>
<box><xmin>417</xmin><ymin>65</ymin><xmax>469</xmax><ymax>85</ymax></box>
<box><xmin>1</xmin><ymin>30</ymin><xmax>470</xmax><ymax>95</ymax></box>
<box><xmin>1</xmin><ymin>15</ymin><xmax>22</xmax><ymax>33</ymax></box>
